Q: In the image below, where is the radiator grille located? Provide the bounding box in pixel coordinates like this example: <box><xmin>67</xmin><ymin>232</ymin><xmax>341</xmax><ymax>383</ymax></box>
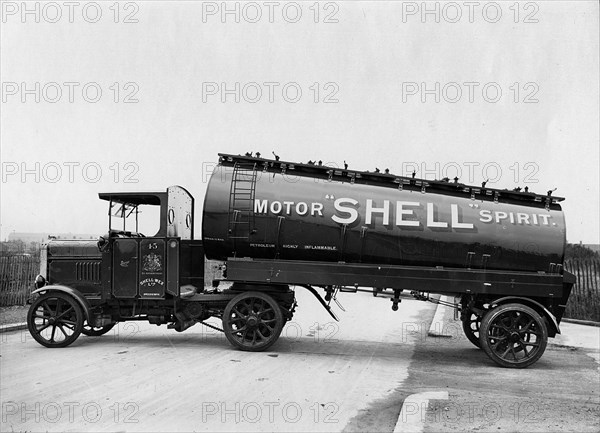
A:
<box><xmin>76</xmin><ymin>261</ymin><xmax>101</xmax><ymax>281</ymax></box>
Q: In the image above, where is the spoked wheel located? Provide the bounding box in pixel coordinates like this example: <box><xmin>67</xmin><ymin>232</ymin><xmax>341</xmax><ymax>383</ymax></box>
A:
<box><xmin>82</xmin><ymin>322</ymin><xmax>115</xmax><ymax>336</ymax></box>
<box><xmin>479</xmin><ymin>303</ymin><xmax>548</xmax><ymax>368</ymax></box>
<box><xmin>27</xmin><ymin>292</ymin><xmax>84</xmax><ymax>348</ymax></box>
<box><xmin>223</xmin><ymin>291</ymin><xmax>284</xmax><ymax>352</ymax></box>
<box><xmin>462</xmin><ymin>311</ymin><xmax>482</xmax><ymax>348</ymax></box>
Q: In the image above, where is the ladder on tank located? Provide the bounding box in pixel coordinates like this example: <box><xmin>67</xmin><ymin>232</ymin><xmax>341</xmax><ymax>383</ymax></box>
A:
<box><xmin>227</xmin><ymin>162</ymin><xmax>258</xmax><ymax>241</ymax></box>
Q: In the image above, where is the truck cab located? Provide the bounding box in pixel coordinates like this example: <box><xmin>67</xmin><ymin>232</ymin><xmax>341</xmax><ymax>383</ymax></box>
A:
<box><xmin>96</xmin><ymin>185</ymin><xmax>203</xmax><ymax>300</ymax></box>
<box><xmin>31</xmin><ymin>186</ymin><xmax>207</xmax><ymax>346</ymax></box>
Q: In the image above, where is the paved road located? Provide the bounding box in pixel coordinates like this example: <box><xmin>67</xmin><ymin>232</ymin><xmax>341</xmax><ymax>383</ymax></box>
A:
<box><xmin>1</xmin><ymin>289</ymin><xmax>430</xmax><ymax>432</ymax></box>
<box><xmin>391</xmin><ymin>303</ymin><xmax>600</xmax><ymax>433</ymax></box>
<box><xmin>1</xmin><ymin>290</ymin><xmax>598</xmax><ymax>432</ymax></box>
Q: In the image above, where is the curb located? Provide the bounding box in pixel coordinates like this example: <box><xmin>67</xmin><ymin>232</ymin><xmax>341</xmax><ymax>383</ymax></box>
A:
<box><xmin>562</xmin><ymin>318</ymin><xmax>600</xmax><ymax>327</ymax></box>
<box><xmin>394</xmin><ymin>391</ymin><xmax>449</xmax><ymax>433</ymax></box>
<box><xmin>428</xmin><ymin>295</ymin><xmax>455</xmax><ymax>337</ymax></box>
<box><xmin>0</xmin><ymin>322</ymin><xmax>27</xmax><ymax>333</ymax></box>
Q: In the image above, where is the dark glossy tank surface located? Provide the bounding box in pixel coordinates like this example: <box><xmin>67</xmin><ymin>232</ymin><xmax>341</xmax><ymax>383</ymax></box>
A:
<box><xmin>202</xmin><ymin>155</ymin><xmax>566</xmax><ymax>272</ymax></box>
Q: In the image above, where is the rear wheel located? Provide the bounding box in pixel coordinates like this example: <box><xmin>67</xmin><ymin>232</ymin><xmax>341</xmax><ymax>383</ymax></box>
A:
<box><xmin>82</xmin><ymin>322</ymin><xmax>115</xmax><ymax>336</ymax></box>
<box><xmin>223</xmin><ymin>291</ymin><xmax>284</xmax><ymax>352</ymax></box>
<box><xmin>479</xmin><ymin>303</ymin><xmax>548</xmax><ymax>368</ymax></box>
<box><xmin>27</xmin><ymin>292</ymin><xmax>84</xmax><ymax>348</ymax></box>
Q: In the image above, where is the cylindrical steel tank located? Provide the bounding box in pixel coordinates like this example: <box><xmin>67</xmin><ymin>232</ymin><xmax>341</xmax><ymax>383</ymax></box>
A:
<box><xmin>202</xmin><ymin>157</ymin><xmax>566</xmax><ymax>272</ymax></box>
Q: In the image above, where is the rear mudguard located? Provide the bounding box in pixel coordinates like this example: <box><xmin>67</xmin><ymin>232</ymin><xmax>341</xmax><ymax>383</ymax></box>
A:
<box><xmin>31</xmin><ymin>285</ymin><xmax>92</xmax><ymax>322</ymax></box>
<box><xmin>490</xmin><ymin>296</ymin><xmax>560</xmax><ymax>337</ymax></box>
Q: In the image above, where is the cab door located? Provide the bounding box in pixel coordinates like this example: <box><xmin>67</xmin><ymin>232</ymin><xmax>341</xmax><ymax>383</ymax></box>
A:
<box><xmin>112</xmin><ymin>238</ymin><xmax>167</xmax><ymax>298</ymax></box>
<box><xmin>138</xmin><ymin>239</ymin><xmax>166</xmax><ymax>299</ymax></box>
<box><xmin>113</xmin><ymin>239</ymin><xmax>138</xmax><ymax>298</ymax></box>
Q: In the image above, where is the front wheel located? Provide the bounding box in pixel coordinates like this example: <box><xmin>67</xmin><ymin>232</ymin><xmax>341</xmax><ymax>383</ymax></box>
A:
<box><xmin>479</xmin><ymin>303</ymin><xmax>548</xmax><ymax>368</ymax></box>
<box><xmin>27</xmin><ymin>292</ymin><xmax>84</xmax><ymax>348</ymax></box>
<box><xmin>82</xmin><ymin>322</ymin><xmax>115</xmax><ymax>336</ymax></box>
<box><xmin>222</xmin><ymin>291</ymin><xmax>284</xmax><ymax>352</ymax></box>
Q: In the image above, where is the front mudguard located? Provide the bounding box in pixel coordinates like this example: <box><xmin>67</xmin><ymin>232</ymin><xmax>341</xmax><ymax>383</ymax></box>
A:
<box><xmin>30</xmin><ymin>285</ymin><xmax>92</xmax><ymax>322</ymax></box>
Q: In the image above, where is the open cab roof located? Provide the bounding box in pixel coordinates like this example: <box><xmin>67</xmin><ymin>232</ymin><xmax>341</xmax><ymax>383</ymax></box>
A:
<box><xmin>98</xmin><ymin>185</ymin><xmax>195</xmax><ymax>239</ymax></box>
<box><xmin>98</xmin><ymin>191</ymin><xmax>165</xmax><ymax>206</ymax></box>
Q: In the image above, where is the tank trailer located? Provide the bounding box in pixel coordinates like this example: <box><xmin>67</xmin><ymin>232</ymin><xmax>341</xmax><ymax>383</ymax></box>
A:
<box><xmin>28</xmin><ymin>153</ymin><xmax>575</xmax><ymax>368</ymax></box>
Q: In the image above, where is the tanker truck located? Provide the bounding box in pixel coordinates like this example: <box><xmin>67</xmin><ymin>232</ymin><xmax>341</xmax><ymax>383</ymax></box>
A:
<box><xmin>27</xmin><ymin>153</ymin><xmax>575</xmax><ymax>368</ymax></box>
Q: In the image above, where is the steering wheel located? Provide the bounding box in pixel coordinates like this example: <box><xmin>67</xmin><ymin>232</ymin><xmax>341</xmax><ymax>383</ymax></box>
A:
<box><xmin>97</xmin><ymin>235</ymin><xmax>110</xmax><ymax>252</ymax></box>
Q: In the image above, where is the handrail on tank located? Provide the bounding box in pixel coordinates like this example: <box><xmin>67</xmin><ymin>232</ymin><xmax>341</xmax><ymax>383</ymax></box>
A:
<box><xmin>218</xmin><ymin>153</ymin><xmax>564</xmax><ymax>207</ymax></box>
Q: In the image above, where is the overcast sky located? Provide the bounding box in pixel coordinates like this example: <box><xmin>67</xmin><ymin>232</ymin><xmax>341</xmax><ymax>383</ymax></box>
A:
<box><xmin>1</xmin><ymin>1</ymin><xmax>598</xmax><ymax>244</ymax></box>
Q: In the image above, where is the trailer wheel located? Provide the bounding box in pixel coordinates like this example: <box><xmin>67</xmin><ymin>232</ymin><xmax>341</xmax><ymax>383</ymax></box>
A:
<box><xmin>27</xmin><ymin>292</ymin><xmax>84</xmax><ymax>348</ymax></box>
<box><xmin>82</xmin><ymin>322</ymin><xmax>115</xmax><ymax>336</ymax></box>
<box><xmin>479</xmin><ymin>303</ymin><xmax>548</xmax><ymax>368</ymax></box>
<box><xmin>223</xmin><ymin>291</ymin><xmax>284</xmax><ymax>352</ymax></box>
<box><xmin>462</xmin><ymin>311</ymin><xmax>482</xmax><ymax>348</ymax></box>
